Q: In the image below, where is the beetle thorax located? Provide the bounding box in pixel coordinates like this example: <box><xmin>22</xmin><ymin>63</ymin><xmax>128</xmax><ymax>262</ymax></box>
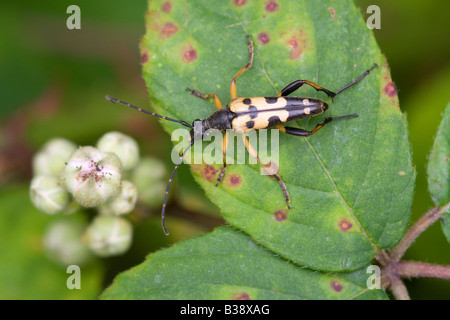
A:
<box><xmin>203</xmin><ymin>108</ymin><xmax>235</xmax><ymax>132</ymax></box>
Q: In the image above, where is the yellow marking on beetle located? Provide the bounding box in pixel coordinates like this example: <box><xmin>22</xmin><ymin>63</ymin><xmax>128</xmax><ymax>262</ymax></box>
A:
<box><xmin>304</xmin><ymin>107</ymin><xmax>311</xmax><ymax>115</ymax></box>
<box><xmin>302</xmin><ymin>98</ymin><xmax>310</xmax><ymax>106</ymax></box>
<box><xmin>232</xmin><ymin>109</ymin><xmax>290</xmax><ymax>132</ymax></box>
<box><xmin>229</xmin><ymin>97</ymin><xmax>287</xmax><ymax>112</ymax></box>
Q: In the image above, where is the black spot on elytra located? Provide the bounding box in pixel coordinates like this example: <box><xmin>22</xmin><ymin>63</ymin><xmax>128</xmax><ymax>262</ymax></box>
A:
<box><xmin>246</xmin><ymin>121</ymin><xmax>255</xmax><ymax>129</ymax></box>
<box><xmin>243</xmin><ymin>98</ymin><xmax>251</xmax><ymax>105</ymax></box>
<box><xmin>268</xmin><ymin>115</ymin><xmax>281</xmax><ymax>126</ymax></box>
<box><xmin>265</xmin><ymin>97</ymin><xmax>278</xmax><ymax>104</ymax></box>
<box><xmin>248</xmin><ymin>105</ymin><xmax>258</xmax><ymax>119</ymax></box>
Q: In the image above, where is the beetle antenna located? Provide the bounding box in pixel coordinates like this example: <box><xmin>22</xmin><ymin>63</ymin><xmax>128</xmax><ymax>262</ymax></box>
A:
<box><xmin>161</xmin><ymin>138</ymin><xmax>195</xmax><ymax>235</ymax></box>
<box><xmin>106</xmin><ymin>95</ymin><xmax>192</xmax><ymax>128</ymax></box>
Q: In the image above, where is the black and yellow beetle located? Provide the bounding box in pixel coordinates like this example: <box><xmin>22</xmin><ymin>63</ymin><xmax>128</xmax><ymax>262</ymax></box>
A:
<box><xmin>107</xmin><ymin>36</ymin><xmax>377</xmax><ymax>235</ymax></box>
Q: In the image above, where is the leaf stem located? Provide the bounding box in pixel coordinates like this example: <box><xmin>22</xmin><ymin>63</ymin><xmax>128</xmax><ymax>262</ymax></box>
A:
<box><xmin>397</xmin><ymin>261</ymin><xmax>450</xmax><ymax>280</ymax></box>
<box><xmin>389</xmin><ymin>276</ymin><xmax>410</xmax><ymax>300</ymax></box>
<box><xmin>390</xmin><ymin>202</ymin><xmax>450</xmax><ymax>262</ymax></box>
<box><xmin>376</xmin><ymin>202</ymin><xmax>450</xmax><ymax>300</ymax></box>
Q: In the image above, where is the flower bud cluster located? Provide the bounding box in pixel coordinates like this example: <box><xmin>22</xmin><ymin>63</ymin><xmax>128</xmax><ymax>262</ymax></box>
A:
<box><xmin>30</xmin><ymin>132</ymin><xmax>165</xmax><ymax>262</ymax></box>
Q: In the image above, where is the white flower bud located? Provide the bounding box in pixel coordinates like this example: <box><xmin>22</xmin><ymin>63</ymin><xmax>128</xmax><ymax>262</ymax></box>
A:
<box><xmin>60</xmin><ymin>146</ymin><xmax>122</xmax><ymax>208</ymax></box>
<box><xmin>43</xmin><ymin>219</ymin><xmax>93</xmax><ymax>266</ymax></box>
<box><xmin>99</xmin><ymin>180</ymin><xmax>138</xmax><ymax>216</ymax></box>
<box><xmin>85</xmin><ymin>216</ymin><xmax>132</xmax><ymax>257</ymax></box>
<box><xmin>32</xmin><ymin>138</ymin><xmax>77</xmax><ymax>176</ymax></box>
<box><xmin>97</xmin><ymin>131</ymin><xmax>139</xmax><ymax>171</ymax></box>
<box><xmin>130</xmin><ymin>157</ymin><xmax>166</xmax><ymax>208</ymax></box>
<box><xmin>30</xmin><ymin>175</ymin><xmax>69</xmax><ymax>215</ymax></box>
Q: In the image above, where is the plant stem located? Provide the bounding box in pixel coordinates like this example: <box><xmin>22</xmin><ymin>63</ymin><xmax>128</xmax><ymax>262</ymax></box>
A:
<box><xmin>398</xmin><ymin>261</ymin><xmax>450</xmax><ymax>280</ymax></box>
<box><xmin>389</xmin><ymin>276</ymin><xmax>410</xmax><ymax>300</ymax></box>
<box><xmin>375</xmin><ymin>202</ymin><xmax>450</xmax><ymax>300</ymax></box>
<box><xmin>390</xmin><ymin>202</ymin><xmax>450</xmax><ymax>262</ymax></box>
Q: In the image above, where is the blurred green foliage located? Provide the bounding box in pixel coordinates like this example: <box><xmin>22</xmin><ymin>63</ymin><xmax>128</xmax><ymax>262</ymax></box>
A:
<box><xmin>0</xmin><ymin>0</ymin><xmax>449</xmax><ymax>299</ymax></box>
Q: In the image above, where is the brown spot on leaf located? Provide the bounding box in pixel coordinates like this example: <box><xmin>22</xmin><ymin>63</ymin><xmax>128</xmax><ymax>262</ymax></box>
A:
<box><xmin>286</xmin><ymin>29</ymin><xmax>307</xmax><ymax>60</ymax></box>
<box><xmin>258</xmin><ymin>32</ymin><xmax>270</xmax><ymax>45</ymax></box>
<box><xmin>228</xmin><ymin>174</ymin><xmax>241</xmax><ymax>187</ymax></box>
<box><xmin>288</xmin><ymin>39</ymin><xmax>300</xmax><ymax>59</ymax></box>
<box><xmin>274</xmin><ymin>209</ymin><xmax>288</xmax><ymax>222</ymax></box>
<box><xmin>182</xmin><ymin>45</ymin><xmax>197</xmax><ymax>63</ymax></box>
<box><xmin>265</xmin><ymin>0</ymin><xmax>279</xmax><ymax>12</ymax></box>
<box><xmin>162</xmin><ymin>1</ymin><xmax>172</xmax><ymax>13</ymax></box>
<box><xmin>232</xmin><ymin>292</ymin><xmax>251</xmax><ymax>300</ymax></box>
<box><xmin>203</xmin><ymin>165</ymin><xmax>218</xmax><ymax>182</ymax></box>
<box><xmin>331</xmin><ymin>281</ymin><xmax>343</xmax><ymax>292</ymax></box>
<box><xmin>161</xmin><ymin>22</ymin><xmax>178</xmax><ymax>38</ymax></box>
<box><xmin>384</xmin><ymin>82</ymin><xmax>397</xmax><ymax>97</ymax></box>
<box><xmin>234</xmin><ymin>0</ymin><xmax>247</xmax><ymax>6</ymax></box>
<box><xmin>328</xmin><ymin>7</ymin><xmax>336</xmax><ymax>19</ymax></box>
<box><xmin>339</xmin><ymin>219</ymin><xmax>353</xmax><ymax>232</ymax></box>
<box><xmin>141</xmin><ymin>53</ymin><xmax>148</xmax><ymax>64</ymax></box>
<box><xmin>445</xmin><ymin>157</ymin><xmax>449</xmax><ymax>162</ymax></box>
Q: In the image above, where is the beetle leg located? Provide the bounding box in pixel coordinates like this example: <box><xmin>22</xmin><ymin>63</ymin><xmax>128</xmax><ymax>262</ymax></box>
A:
<box><xmin>215</xmin><ymin>131</ymin><xmax>229</xmax><ymax>186</ymax></box>
<box><xmin>277</xmin><ymin>114</ymin><xmax>358</xmax><ymax>137</ymax></box>
<box><xmin>241</xmin><ymin>133</ymin><xmax>291</xmax><ymax>209</ymax></box>
<box><xmin>186</xmin><ymin>88</ymin><xmax>223</xmax><ymax>110</ymax></box>
<box><xmin>277</xmin><ymin>80</ymin><xmax>336</xmax><ymax>98</ymax></box>
<box><xmin>277</xmin><ymin>63</ymin><xmax>378</xmax><ymax>98</ymax></box>
<box><xmin>230</xmin><ymin>36</ymin><xmax>254</xmax><ymax>100</ymax></box>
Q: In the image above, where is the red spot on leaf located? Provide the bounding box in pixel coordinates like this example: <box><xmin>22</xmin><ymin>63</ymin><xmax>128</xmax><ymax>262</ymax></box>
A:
<box><xmin>258</xmin><ymin>32</ymin><xmax>270</xmax><ymax>45</ymax></box>
<box><xmin>384</xmin><ymin>82</ymin><xmax>397</xmax><ymax>97</ymax></box>
<box><xmin>339</xmin><ymin>219</ymin><xmax>353</xmax><ymax>232</ymax></box>
<box><xmin>203</xmin><ymin>165</ymin><xmax>218</xmax><ymax>182</ymax></box>
<box><xmin>232</xmin><ymin>292</ymin><xmax>251</xmax><ymax>300</ymax></box>
<box><xmin>161</xmin><ymin>22</ymin><xmax>178</xmax><ymax>38</ymax></box>
<box><xmin>331</xmin><ymin>281</ymin><xmax>343</xmax><ymax>292</ymax></box>
<box><xmin>162</xmin><ymin>1</ymin><xmax>172</xmax><ymax>13</ymax></box>
<box><xmin>265</xmin><ymin>0</ymin><xmax>279</xmax><ymax>12</ymax></box>
<box><xmin>328</xmin><ymin>7</ymin><xmax>336</xmax><ymax>19</ymax></box>
<box><xmin>234</xmin><ymin>0</ymin><xmax>247</xmax><ymax>6</ymax></box>
<box><xmin>228</xmin><ymin>174</ymin><xmax>241</xmax><ymax>187</ymax></box>
<box><xmin>182</xmin><ymin>46</ymin><xmax>197</xmax><ymax>63</ymax></box>
<box><xmin>286</xmin><ymin>30</ymin><xmax>307</xmax><ymax>60</ymax></box>
<box><xmin>274</xmin><ymin>209</ymin><xmax>287</xmax><ymax>222</ymax></box>
<box><xmin>141</xmin><ymin>53</ymin><xmax>148</xmax><ymax>64</ymax></box>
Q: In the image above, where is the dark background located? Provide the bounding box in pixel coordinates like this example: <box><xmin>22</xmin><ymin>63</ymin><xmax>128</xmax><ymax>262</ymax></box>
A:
<box><xmin>0</xmin><ymin>0</ymin><xmax>449</xmax><ymax>299</ymax></box>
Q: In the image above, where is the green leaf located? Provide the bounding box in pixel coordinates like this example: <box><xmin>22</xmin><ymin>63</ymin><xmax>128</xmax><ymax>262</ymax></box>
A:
<box><xmin>428</xmin><ymin>103</ymin><xmax>450</xmax><ymax>206</ymax></box>
<box><xmin>0</xmin><ymin>187</ymin><xmax>103</xmax><ymax>299</ymax></box>
<box><xmin>442</xmin><ymin>213</ymin><xmax>450</xmax><ymax>243</ymax></box>
<box><xmin>140</xmin><ymin>0</ymin><xmax>414</xmax><ymax>272</ymax></box>
<box><xmin>427</xmin><ymin>103</ymin><xmax>450</xmax><ymax>241</ymax></box>
<box><xmin>101</xmin><ymin>226</ymin><xmax>387</xmax><ymax>299</ymax></box>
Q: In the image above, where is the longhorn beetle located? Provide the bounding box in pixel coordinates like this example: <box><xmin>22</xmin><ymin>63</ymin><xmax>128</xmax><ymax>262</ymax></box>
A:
<box><xmin>106</xmin><ymin>36</ymin><xmax>378</xmax><ymax>235</ymax></box>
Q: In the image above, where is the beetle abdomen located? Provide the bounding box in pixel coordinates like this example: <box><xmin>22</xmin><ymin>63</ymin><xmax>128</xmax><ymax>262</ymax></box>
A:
<box><xmin>230</xmin><ymin>97</ymin><xmax>326</xmax><ymax>132</ymax></box>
